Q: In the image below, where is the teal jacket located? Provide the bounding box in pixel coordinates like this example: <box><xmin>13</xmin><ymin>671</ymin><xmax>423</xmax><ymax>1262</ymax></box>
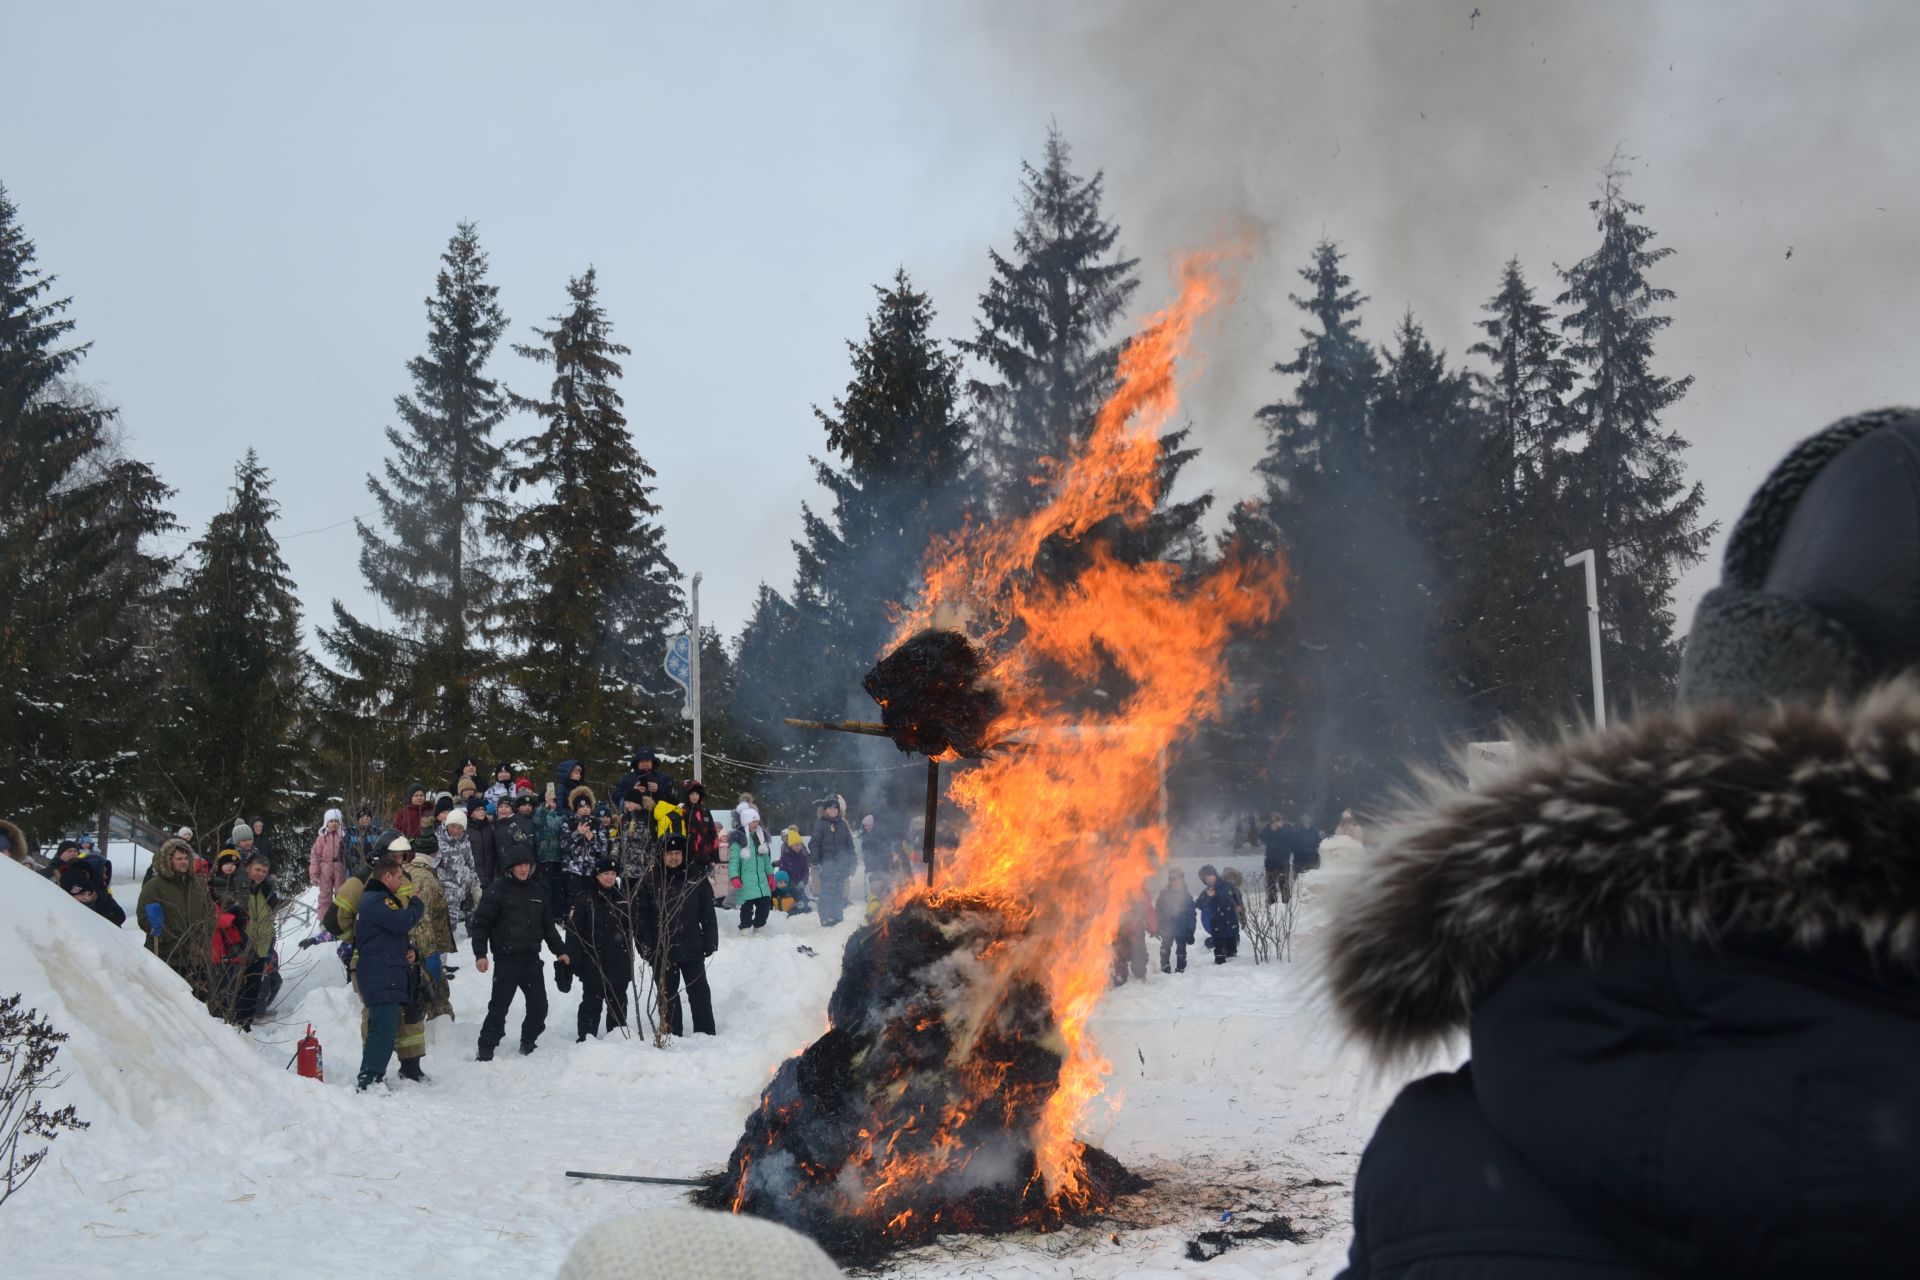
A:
<box><xmin>727</xmin><ymin>829</ymin><xmax>775</xmax><ymax>904</ymax></box>
<box><xmin>534</xmin><ymin>806</ymin><xmax>564</xmax><ymax>865</ymax></box>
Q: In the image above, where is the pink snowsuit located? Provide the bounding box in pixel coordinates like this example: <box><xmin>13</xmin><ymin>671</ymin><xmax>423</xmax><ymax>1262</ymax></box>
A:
<box><xmin>309</xmin><ymin>810</ymin><xmax>347</xmax><ymax>908</ymax></box>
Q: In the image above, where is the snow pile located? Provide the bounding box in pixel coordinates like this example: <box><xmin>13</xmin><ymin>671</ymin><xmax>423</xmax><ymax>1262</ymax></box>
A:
<box><xmin>0</xmin><ymin>864</ymin><xmax>346</xmax><ymax>1150</ymax></box>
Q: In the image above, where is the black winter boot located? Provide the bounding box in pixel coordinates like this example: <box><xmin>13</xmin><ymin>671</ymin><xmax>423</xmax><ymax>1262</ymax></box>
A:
<box><xmin>398</xmin><ymin>1058</ymin><xmax>429</xmax><ymax>1083</ymax></box>
<box><xmin>476</xmin><ymin>1044</ymin><xmax>495</xmax><ymax>1062</ymax></box>
<box><xmin>519</xmin><ymin>1040</ymin><xmax>538</xmax><ymax>1056</ymax></box>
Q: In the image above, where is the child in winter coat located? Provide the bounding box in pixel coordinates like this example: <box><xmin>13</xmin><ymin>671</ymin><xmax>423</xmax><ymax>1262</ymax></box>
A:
<box><xmin>435</xmin><ymin>808</ymin><xmax>480</xmax><ymax>926</ymax></box>
<box><xmin>1154</xmin><ymin>867</ymin><xmax>1197</xmax><ymax>973</ymax></box>
<box><xmin>483</xmin><ymin>762</ymin><xmax>515</xmax><ymax>809</ymax></box>
<box><xmin>778</xmin><ymin>827</ymin><xmax>812</xmax><ymax>915</ymax></box>
<box><xmin>309</xmin><ymin>808</ymin><xmax>348</xmax><ymax>909</ymax></box>
<box><xmin>1196</xmin><ymin>863</ymin><xmax>1243</xmax><ymax>963</ymax></box>
<box><xmin>208</xmin><ymin>849</ymin><xmax>251</xmax><ymax>1021</ymax></box>
<box><xmin>727</xmin><ymin>808</ymin><xmax>776</xmax><ymax>932</ymax></box>
<box><xmin>1111</xmin><ymin>888</ymin><xmax>1153</xmax><ymax>986</ymax></box>
<box><xmin>564</xmin><ymin>805</ymin><xmax>610</xmax><ymax>906</ymax></box>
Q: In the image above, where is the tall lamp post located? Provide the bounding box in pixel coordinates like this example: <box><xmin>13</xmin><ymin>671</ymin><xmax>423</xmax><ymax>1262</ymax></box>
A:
<box><xmin>689</xmin><ymin>572</ymin><xmax>703</xmax><ymax>783</ymax></box>
<box><xmin>1564</xmin><ymin>549</ymin><xmax>1606</xmax><ymax>730</ymax></box>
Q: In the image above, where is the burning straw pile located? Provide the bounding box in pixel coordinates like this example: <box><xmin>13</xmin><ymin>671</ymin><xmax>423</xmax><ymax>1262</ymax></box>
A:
<box><xmin>695</xmin><ymin>895</ymin><xmax>1145</xmax><ymax>1265</ymax></box>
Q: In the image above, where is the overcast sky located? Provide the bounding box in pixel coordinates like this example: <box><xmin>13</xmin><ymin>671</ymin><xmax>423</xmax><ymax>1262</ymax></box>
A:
<box><xmin>8</xmin><ymin>1</ymin><xmax>1917</xmax><ymax>651</ymax></box>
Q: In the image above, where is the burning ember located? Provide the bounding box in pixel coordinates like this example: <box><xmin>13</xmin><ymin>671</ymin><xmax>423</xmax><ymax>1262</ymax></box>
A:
<box><xmin>702</xmin><ymin>250</ymin><xmax>1285</xmax><ymax>1261</ymax></box>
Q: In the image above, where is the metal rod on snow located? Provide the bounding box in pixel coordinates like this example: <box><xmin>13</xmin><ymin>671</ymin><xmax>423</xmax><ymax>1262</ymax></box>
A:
<box><xmin>564</xmin><ymin>1170</ymin><xmax>709</xmax><ymax>1187</ymax></box>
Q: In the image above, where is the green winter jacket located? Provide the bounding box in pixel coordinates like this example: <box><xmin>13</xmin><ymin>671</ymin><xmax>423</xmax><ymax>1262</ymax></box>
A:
<box><xmin>136</xmin><ymin>841</ymin><xmax>215</xmax><ymax>980</ymax></box>
<box><xmin>728</xmin><ymin>829</ymin><xmax>775</xmax><ymax>904</ymax></box>
<box><xmin>244</xmin><ymin>882</ymin><xmax>275</xmax><ymax>959</ymax></box>
<box><xmin>533</xmin><ymin>806</ymin><xmax>564</xmax><ymax>865</ymax></box>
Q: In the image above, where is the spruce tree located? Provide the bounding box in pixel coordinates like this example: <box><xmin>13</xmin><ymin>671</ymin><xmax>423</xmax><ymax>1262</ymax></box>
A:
<box><xmin>1235</xmin><ymin>240</ymin><xmax>1386</xmax><ymax>814</ymax></box>
<box><xmin>1466</xmin><ymin>259</ymin><xmax>1587</xmax><ymax>734</ymax></box>
<box><xmin>786</xmin><ymin>270</ymin><xmax>972</xmax><ymax>727</ymax></box>
<box><xmin>0</xmin><ymin>181</ymin><xmax>176</xmax><ymax>843</ymax></box>
<box><xmin>494</xmin><ymin>268</ymin><xmax>681</xmax><ymax>764</ymax></box>
<box><xmin>961</xmin><ymin>127</ymin><xmax>1138</xmax><ymax>519</ymax></box>
<box><xmin>315</xmin><ymin>222</ymin><xmax>510</xmax><ymax>791</ymax></box>
<box><xmin>1556</xmin><ymin>165</ymin><xmax>1713</xmax><ymax>708</ymax></box>
<box><xmin>161</xmin><ymin>452</ymin><xmax>307</xmax><ymax>837</ymax></box>
<box><xmin>1370</xmin><ymin>312</ymin><xmax>1484</xmax><ymax>745</ymax></box>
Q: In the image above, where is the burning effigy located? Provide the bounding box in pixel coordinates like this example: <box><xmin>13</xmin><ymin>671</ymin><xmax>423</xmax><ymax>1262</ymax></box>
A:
<box><xmin>699</xmin><ymin>251</ymin><xmax>1286</xmax><ymax>1264</ymax></box>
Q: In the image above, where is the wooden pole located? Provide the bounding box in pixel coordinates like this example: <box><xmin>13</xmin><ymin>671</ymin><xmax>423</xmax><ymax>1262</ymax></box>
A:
<box><xmin>781</xmin><ymin>717</ymin><xmax>892</xmax><ymax>738</ymax></box>
<box><xmin>923</xmin><ymin>757</ymin><xmax>939</xmax><ymax>887</ymax></box>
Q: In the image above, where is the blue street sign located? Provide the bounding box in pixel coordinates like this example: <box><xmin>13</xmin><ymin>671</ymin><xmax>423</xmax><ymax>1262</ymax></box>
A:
<box><xmin>664</xmin><ymin>633</ymin><xmax>692</xmax><ymax>689</ymax></box>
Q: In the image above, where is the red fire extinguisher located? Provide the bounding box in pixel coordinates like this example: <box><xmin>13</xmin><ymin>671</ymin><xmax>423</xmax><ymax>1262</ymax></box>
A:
<box><xmin>295</xmin><ymin>1024</ymin><xmax>325</xmax><ymax>1082</ymax></box>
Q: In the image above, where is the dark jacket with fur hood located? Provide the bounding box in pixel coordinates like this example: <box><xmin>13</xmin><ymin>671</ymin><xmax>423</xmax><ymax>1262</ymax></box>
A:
<box><xmin>1330</xmin><ymin>686</ymin><xmax>1920</xmax><ymax>1279</ymax></box>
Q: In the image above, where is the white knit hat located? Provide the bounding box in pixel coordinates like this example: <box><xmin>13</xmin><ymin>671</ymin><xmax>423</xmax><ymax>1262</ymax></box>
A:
<box><xmin>736</xmin><ymin>802</ymin><xmax>761</xmax><ymax>829</ymax></box>
<box><xmin>554</xmin><ymin>1209</ymin><xmax>842</xmax><ymax>1280</ymax></box>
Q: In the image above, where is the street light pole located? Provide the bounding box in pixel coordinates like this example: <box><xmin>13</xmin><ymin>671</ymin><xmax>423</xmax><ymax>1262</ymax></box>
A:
<box><xmin>1563</xmin><ymin>549</ymin><xmax>1606</xmax><ymax>730</ymax></box>
<box><xmin>690</xmin><ymin>572</ymin><xmax>703</xmax><ymax>783</ymax></box>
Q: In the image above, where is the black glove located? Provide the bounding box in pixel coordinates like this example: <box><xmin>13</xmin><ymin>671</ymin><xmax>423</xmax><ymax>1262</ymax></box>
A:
<box><xmin>554</xmin><ymin>959</ymin><xmax>573</xmax><ymax>993</ymax></box>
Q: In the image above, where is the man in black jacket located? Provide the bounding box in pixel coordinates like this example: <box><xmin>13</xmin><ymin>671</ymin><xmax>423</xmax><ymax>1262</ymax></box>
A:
<box><xmin>470</xmin><ymin>846</ymin><xmax>570</xmax><ymax>1060</ymax></box>
<box><xmin>1330</xmin><ymin>410</ymin><xmax>1920</xmax><ymax>1278</ymax></box>
<box><xmin>1258</xmin><ymin>811</ymin><xmax>1321</xmax><ymax>904</ymax></box>
<box><xmin>809</xmin><ymin>798</ymin><xmax>854</xmax><ymax>927</ymax></box>
<box><xmin>634</xmin><ymin>835</ymin><xmax>718</xmax><ymax>1036</ymax></box>
<box><xmin>567</xmin><ymin>856</ymin><xmax>637</xmax><ymax>1041</ymax></box>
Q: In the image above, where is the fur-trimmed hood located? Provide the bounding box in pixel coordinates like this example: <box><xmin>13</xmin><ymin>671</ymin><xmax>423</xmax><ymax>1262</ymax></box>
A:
<box><xmin>0</xmin><ymin>818</ymin><xmax>27</xmax><ymax>864</ymax></box>
<box><xmin>1326</xmin><ymin>681</ymin><xmax>1920</xmax><ymax>1060</ymax></box>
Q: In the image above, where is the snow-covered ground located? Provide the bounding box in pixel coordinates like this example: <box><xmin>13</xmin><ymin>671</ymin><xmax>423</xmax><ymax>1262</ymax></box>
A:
<box><xmin>5</xmin><ymin>844</ymin><xmax>1425</xmax><ymax>1278</ymax></box>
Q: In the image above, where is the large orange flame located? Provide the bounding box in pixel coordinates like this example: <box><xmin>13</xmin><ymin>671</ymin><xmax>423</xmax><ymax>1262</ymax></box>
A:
<box><xmin>883</xmin><ymin>247</ymin><xmax>1288</xmax><ymax>1212</ymax></box>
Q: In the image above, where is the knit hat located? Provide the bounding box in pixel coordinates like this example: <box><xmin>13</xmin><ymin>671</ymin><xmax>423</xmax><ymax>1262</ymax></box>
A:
<box><xmin>435</xmin><ymin>795</ymin><xmax>458</xmax><ymax>817</ymax></box>
<box><xmin>443</xmin><ymin>808</ymin><xmax>468</xmax><ymax>829</ymax></box>
<box><xmin>231</xmin><ymin>821</ymin><xmax>253</xmax><ymax>848</ymax></box>
<box><xmin>514</xmin><ymin>792</ymin><xmax>534</xmax><ymax>808</ymax></box>
<box><xmin>176</xmin><ymin>826</ymin><xmax>194</xmax><ymax>841</ymax></box>
<box><xmin>56</xmin><ymin>862</ymin><xmax>97</xmax><ymax>893</ymax></box>
<box><xmin>555</xmin><ymin>1207</ymin><xmax>843</xmax><ymax>1280</ymax></box>
<box><xmin>1680</xmin><ymin>408</ymin><xmax>1920</xmax><ymax>706</ymax></box>
<box><xmin>594</xmin><ymin>803</ymin><xmax>612</xmax><ymax>819</ymax></box>
<box><xmin>594</xmin><ymin>855</ymin><xmax>619</xmax><ymax>875</ymax></box>
<box><xmin>214</xmin><ymin>848</ymin><xmax>241</xmax><ymax>869</ymax></box>
<box><xmin>736</xmin><ymin>802</ymin><xmax>761</xmax><ymax>829</ymax></box>
<box><xmin>386</xmin><ymin>835</ymin><xmax>413</xmax><ymax>855</ymax></box>
<box><xmin>323</xmin><ymin>807</ymin><xmax>343</xmax><ymax>827</ymax></box>
<box><xmin>514</xmin><ymin>776</ymin><xmax>533</xmax><ymax>795</ymax></box>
